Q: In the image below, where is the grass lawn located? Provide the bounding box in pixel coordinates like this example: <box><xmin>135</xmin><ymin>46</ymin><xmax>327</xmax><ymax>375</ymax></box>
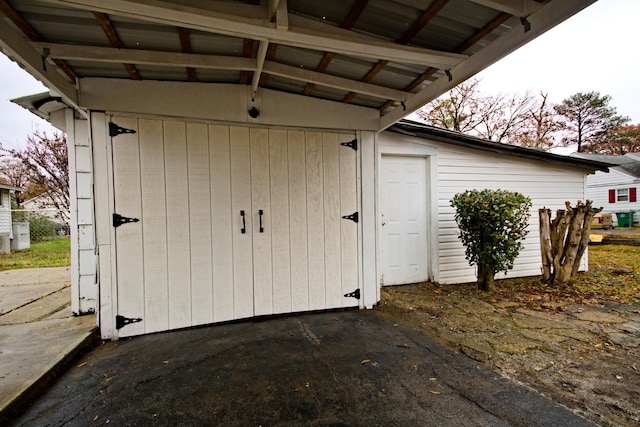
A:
<box><xmin>0</xmin><ymin>238</ymin><xmax>71</xmax><ymax>271</ymax></box>
<box><xmin>495</xmin><ymin>244</ymin><xmax>640</xmax><ymax>305</ymax></box>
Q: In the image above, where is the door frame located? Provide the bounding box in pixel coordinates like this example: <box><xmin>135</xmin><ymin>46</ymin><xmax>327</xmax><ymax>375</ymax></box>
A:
<box><xmin>377</xmin><ymin>138</ymin><xmax>439</xmax><ymax>287</ymax></box>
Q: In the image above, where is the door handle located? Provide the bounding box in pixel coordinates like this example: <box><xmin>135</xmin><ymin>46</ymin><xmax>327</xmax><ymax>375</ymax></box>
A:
<box><xmin>259</xmin><ymin>209</ymin><xmax>264</xmax><ymax>233</ymax></box>
<box><xmin>240</xmin><ymin>210</ymin><xmax>246</xmax><ymax>234</ymax></box>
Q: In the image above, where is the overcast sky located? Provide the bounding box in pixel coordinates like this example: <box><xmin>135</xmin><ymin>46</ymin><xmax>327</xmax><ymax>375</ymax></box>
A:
<box><xmin>0</xmin><ymin>0</ymin><xmax>638</xmax><ymax>150</ymax></box>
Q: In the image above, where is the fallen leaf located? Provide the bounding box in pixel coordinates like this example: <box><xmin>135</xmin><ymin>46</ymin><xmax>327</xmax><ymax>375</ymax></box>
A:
<box><xmin>632</xmin><ymin>365</ymin><xmax>638</xmax><ymax>371</ymax></box>
<box><xmin>77</xmin><ymin>361</ymin><xmax>87</xmax><ymax>368</ymax></box>
<box><xmin>361</xmin><ymin>359</ymin><xmax>371</xmax><ymax>365</ymax></box>
<box><xmin>93</xmin><ymin>415</ymin><xmax>99</xmax><ymax>421</ymax></box>
<box><xmin>294</xmin><ymin>386</ymin><xmax>304</xmax><ymax>392</ymax></box>
<box><xmin>396</xmin><ymin>343</ymin><xmax>410</xmax><ymax>349</ymax></box>
<box><xmin>430</xmin><ymin>391</ymin><xmax>441</xmax><ymax>395</ymax></box>
<box><xmin>429</xmin><ymin>378</ymin><xmax>437</xmax><ymax>381</ymax></box>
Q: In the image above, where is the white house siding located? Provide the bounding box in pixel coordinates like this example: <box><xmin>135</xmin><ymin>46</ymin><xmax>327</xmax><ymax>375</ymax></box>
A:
<box><xmin>584</xmin><ymin>169</ymin><xmax>640</xmax><ymax>225</ymax></box>
<box><xmin>379</xmin><ymin>132</ymin><xmax>589</xmax><ymax>286</ymax></box>
<box><xmin>0</xmin><ymin>190</ymin><xmax>10</xmax><ymax>235</ymax></box>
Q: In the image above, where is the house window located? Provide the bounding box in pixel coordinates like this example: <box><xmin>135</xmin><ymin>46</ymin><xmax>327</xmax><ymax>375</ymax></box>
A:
<box><xmin>609</xmin><ymin>187</ymin><xmax>637</xmax><ymax>203</ymax></box>
<box><xmin>618</xmin><ymin>188</ymin><xmax>629</xmax><ymax>202</ymax></box>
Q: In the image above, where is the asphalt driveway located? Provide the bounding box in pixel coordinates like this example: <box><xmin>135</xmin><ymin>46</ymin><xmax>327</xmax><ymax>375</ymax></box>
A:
<box><xmin>11</xmin><ymin>310</ymin><xmax>593</xmax><ymax>426</ymax></box>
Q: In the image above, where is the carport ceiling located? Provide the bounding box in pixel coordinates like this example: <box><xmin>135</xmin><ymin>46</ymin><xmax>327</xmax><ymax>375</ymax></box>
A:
<box><xmin>0</xmin><ymin>0</ymin><xmax>595</xmax><ymax>130</ymax></box>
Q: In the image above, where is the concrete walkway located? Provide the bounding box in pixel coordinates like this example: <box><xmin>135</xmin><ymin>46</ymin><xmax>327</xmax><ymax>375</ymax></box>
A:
<box><xmin>0</xmin><ymin>267</ymin><xmax>96</xmax><ymax>423</ymax></box>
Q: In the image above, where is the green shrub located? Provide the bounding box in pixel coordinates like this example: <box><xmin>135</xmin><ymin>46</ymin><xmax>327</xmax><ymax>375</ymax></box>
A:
<box><xmin>451</xmin><ymin>189</ymin><xmax>532</xmax><ymax>291</ymax></box>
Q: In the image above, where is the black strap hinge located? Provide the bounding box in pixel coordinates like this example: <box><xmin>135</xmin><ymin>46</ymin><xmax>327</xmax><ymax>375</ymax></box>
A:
<box><xmin>116</xmin><ymin>315</ymin><xmax>142</xmax><ymax>330</ymax></box>
<box><xmin>341</xmin><ymin>212</ymin><xmax>359</xmax><ymax>223</ymax></box>
<box><xmin>113</xmin><ymin>213</ymin><xmax>140</xmax><ymax>228</ymax></box>
<box><xmin>109</xmin><ymin>122</ymin><xmax>137</xmax><ymax>137</ymax></box>
<box><xmin>340</xmin><ymin>138</ymin><xmax>357</xmax><ymax>151</ymax></box>
<box><xmin>344</xmin><ymin>289</ymin><xmax>360</xmax><ymax>300</ymax></box>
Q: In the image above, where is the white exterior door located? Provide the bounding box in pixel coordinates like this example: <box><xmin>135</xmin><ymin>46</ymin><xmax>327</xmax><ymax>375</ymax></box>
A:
<box><xmin>380</xmin><ymin>156</ymin><xmax>429</xmax><ymax>286</ymax></box>
<box><xmin>110</xmin><ymin>117</ymin><xmax>359</xmax><ymax>337</ymax></box>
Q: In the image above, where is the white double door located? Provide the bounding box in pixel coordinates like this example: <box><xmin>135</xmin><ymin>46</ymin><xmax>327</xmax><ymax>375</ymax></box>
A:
<box><xmin>111</xmin><ymin>117</ymin><xmax>359</xmax><ymax>337</ymax></box>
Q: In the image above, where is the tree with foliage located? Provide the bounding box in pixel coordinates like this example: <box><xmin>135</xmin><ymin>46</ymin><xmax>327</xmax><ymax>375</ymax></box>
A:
<box><xmin>581</xmin><ymin>124</ymin><xmax>640</xmax><ymax>154</ymax></box>
<box><xmin>554</xmin><ymin>91</ymin><xmax>630</xmax><ymax>152</ymax></box>
<box><xmin>451</xmin><ymin>189</ymin><xmax>532</xmax><ymax>291</ymax></box>
<box><xmin>0</xmin><ymin>131</ymin><xmax>69</xmax><ymax>222</ymax></box>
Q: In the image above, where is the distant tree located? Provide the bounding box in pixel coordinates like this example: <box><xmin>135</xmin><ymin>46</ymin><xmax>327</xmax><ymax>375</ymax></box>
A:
<box><xmin>582</xmin><ymin>124</ymin><xmax>640</xmax><ymax>154</ymax></box>
<box><xmin>512</xmin><ymin>92</ymin><xmax>565</xmax><ymax>150</ymax></box>
<box><xmin>474</xmin><ymin>91</ymin><xmax>537</xmax><ymax>143</ymax></box>
<box><xmin>416</xmin><ymin>78</ymin><xmax>483</xmax><ymax>133</ymax></box>
<box><xmin>417</xmin><ymin>81</ymin><xmax>565</xmax><ymax>148</ymax></box>
<box><xmin>1</xmin><ymin>131</ymin><xmax>69</xmax><ymax>222</ymax></box>
<box><xmin>554</xmin><ymin>91</ymin><xmax>630</xmax><ymax>152</ymax></box>
<box><xmin>0</xmin><ymin>158</ymin><xmax>31</xmax><ymax>206</ymax></box>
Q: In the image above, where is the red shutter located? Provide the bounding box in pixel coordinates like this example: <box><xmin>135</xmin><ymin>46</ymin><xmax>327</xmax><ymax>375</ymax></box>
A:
<box><xmin>609</xmin><ymin>189</ymin><xmax>616</xmax><ymax>203</ymax></box>
<box><xmin>631</xmin><ymin>187</ymin><xmax>637</xmax><ymax>203</ymax></box>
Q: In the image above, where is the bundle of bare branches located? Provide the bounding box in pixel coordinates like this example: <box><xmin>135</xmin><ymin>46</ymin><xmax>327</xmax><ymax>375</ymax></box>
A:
<box><xmin>539</xmin><ymin>201</ymin><xmax>602</xmax><ymax>286</ymax></box>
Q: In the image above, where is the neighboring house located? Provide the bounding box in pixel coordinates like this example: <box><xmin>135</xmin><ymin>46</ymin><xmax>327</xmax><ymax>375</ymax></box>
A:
<box><xmin>571</xmin><ymin>153</ymin><xmax>640</xmax><ymax>225</ymax></box>
<box><xmin>0</xmin><ymin>182</ymin><xmax>24</xmax><ymax>253</ymax></box>
<box><xmin>22</xmin><ymin>192</ymin><xmax>71</xmax><ymax>234</ymax></box>
<box><xmin>0</xmin><ymin>1</ymin><xmax>599</xmax><ymax>339</ymax></box>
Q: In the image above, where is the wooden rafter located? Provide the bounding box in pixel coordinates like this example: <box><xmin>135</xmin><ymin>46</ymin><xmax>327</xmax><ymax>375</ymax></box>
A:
<box><xmin>39</xmin><ymin>0</ymin><xmax>466</xmax><ymax>68</ymax></box>
<box><xmin>257</xmin><ymin>42</ymin><xmax>278</xmax><ymax>88</ymax></box>
<box><xmin>177</xmin><ymin>27</ymin><xmax>197</xmax><ymax>82</ymax></box>
<box><xmin>302</xmin><ymin>0</ymin><xmax>369</xmax><ymax>96</ymax></box>
<box><xmin>239</xmin><ymin>0</ymin><xmax>261</xmax><ymax>85</ymax></box>
<box><xmin>93</xmin><ymin>11</ymin><xmax>141</xmax><ymax>80</ymax></box>
<box><xmin>379</xmin><ymin>11</ymin><xmax>511</xmax><ymax>112</ymax></box>
<box><xmin>0</xmin><ymin>0</ymin><xmax>77</xmax><ymax>82</ymax></box>
<box><xmin>342</xmin><ymin>0</ymin><xmax>449</xmax><ymax>104</ymax></box>
<box><xmin>469</xmin><ymin>0</ymin><xmax>541</xmax><ymax>17</ymax></box>
<box><xmin>31</xmin><ymin>42</ymin><xmax>409</xmax><ymax>101</ymax></box>
<box><xmin>378</xmin><ymin>0</ymin><xmax>588</xmax><ymax>131</ymax></box>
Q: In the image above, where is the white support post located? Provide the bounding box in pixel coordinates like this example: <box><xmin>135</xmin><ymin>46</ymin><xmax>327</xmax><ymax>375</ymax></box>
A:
<box><xmin>66</xmin><ymin>108</ymin><xmax>98</xmax><ymax>315</ymax></box>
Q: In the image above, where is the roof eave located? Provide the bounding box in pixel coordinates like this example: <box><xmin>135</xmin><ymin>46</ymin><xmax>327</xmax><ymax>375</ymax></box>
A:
<box><xmin>390</xmin><ymin>121</ymin><xmax>611</xmax><ymax>173</ymax></box>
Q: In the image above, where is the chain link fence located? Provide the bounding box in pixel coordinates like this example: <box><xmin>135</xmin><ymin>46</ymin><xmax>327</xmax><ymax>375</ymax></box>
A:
<box><xmin>11</xmin><ymin>209</ymin><xmax>69</xmax><ymax>243</ymax></box>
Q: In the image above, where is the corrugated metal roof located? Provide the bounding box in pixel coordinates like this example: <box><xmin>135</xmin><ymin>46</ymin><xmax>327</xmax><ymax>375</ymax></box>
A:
<box><xmin>0</xmin><ymin>0</ymin><xmax>596</xmax><ymax>129</ymax></box>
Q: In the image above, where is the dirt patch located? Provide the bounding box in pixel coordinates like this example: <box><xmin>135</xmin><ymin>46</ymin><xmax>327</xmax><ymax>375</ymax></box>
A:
<box><xmin>378</xmin><ymin>282</ymin><xmax>640</xmax><ymax>427</ymax></box>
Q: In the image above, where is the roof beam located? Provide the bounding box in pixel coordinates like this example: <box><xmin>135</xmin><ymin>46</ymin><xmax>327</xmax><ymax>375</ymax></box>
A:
<box><xmin>263</xmin><ymin>61</ymin><xmax>409</xmax><ymax>101</ymax></box>
<box><xmin>177</xmin><ymin>27</ymin><xmax>197</xmax><ymax>81</ymax></box>
<box><xmin>251</xmin><ymin>40</ymin><xmax>269</xmax><ymax>98</ymax></box>
<box><xmin>32</xmin><ymin>42</ymin><xmax>407</xmax><ymax>101</ymax></box>
<box><xmin>469</xmin><ymin>0</ymin><xmax>541</xmax><ymax>17</ymax></box>
<box><xmin>40</xmin><ymin>0</ymin><xmax>466</xmax><ymax>68</ymax></box>
<box><xmin>93</xmin><ymin>12</ymin><xmax>141</xmax><ymax>79</ymax></box>
<box><xmin>31</xmin><ymin>42</ymin><xmax>256</xmax><ymax>70</ymax></box>
<box><xmin>342</xmin><ymin>0</ymin><xmax>449</xmax><ymax>103</ymax></box>
<box><xmin>0</xmin><ymin>13</ymin><xmax>78</xmax><ymax>107</ymax></box>
<box><xmin>302</xmin><ymin>0</ymin><xmax>369</xmax><ymax>96</ymax></box>
<box><xmin>379</xmin><ymin>0</ymin><xmax>597</xmax><ymax>130</ymax></box>
<box><xmin>0</xmin><ymin>0</ymin><xmax>76</xmax><ymax>81</ymax></box>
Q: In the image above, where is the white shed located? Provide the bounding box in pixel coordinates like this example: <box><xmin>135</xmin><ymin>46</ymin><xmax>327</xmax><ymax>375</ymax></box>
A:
<box><xmin>0</xmin><ymin>0</ymin><xmax>602</xmax><ymax>339</ymax></box>
<box><xmin>378</xmin><ymin>123</ymin><xmax>608</xmax><ymax>286</ymax></box>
